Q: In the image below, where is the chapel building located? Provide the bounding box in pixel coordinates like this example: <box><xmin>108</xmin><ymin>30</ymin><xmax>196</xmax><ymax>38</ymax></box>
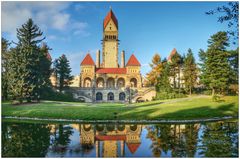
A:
<box><xmin>77</xmin><ymin>8</ymin><xmax>143</xmax><ymax>102</ymax></box>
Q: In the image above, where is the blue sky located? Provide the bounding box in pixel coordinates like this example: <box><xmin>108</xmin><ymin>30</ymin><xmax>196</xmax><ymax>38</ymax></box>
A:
<box><xmin>2</xmin><ymin>1</ymin><xmax>238</xmax><ymax>76</ymax></box>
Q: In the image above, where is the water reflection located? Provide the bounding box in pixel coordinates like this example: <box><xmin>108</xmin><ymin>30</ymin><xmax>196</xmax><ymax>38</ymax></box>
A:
<box><xmin>2</xmin><ymin>120</ymin><xmax>238</xmax><ymax>157</ymax></box>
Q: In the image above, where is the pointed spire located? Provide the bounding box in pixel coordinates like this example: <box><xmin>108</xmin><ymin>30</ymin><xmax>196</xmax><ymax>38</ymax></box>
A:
<box><xmin>126</xmin><ymin>54</ymin><xmax>141</xmax><ymax>66</ymax></box>
<box><xmin>103</xmin><ymin>8</ymin><xmax>118</xmax><ymax>29</ymax></box>
<box><xmin>81</xmin><ymin>53</ymin><xmax>95</xmax><ymax>65</ymax></box>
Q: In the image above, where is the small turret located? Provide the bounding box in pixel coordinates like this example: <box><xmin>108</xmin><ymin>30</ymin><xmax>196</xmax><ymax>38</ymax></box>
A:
<box><xmin>121</xmin><ymin>50</ymin><xmax>125</xmax><ymax>68</ymax></box>
<box><xmin>96</xmin><ymin>50</ymin><xmax>100</xmax><ymax>68</ymax></box>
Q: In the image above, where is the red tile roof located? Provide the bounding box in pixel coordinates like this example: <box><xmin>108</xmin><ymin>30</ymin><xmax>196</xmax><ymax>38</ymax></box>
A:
<box><xmin>104</xmin><ymin>9</ymin><xmax>118</xmax><ymax>29</ymax></box>
<box><xmin>127</xmin><ymin>143</ymin><xmax>141</xmax><ymax>154</ymax></box>
<box><xmin>96</xmin><ymin>68</ymin><xmax>126</xmax><ymax>74</ymax></box>
<box><xmin>81</xmin><ymin>53</ymin><xmax>95</xmax><ymax>65</ymax></box>
<box><xmin>126</xmin><ymin>54</ymin><xmax>141</xmax><ymax>66</ymax></box>
<box><xmin>167</xmin><ymin>48</ymin><xmax>177</xmax><ymax>62</ymax></box>
<box><xmin>95</xmin><ymin>135</ymin><xmax>126</xmax><ymax>141</ymax></box>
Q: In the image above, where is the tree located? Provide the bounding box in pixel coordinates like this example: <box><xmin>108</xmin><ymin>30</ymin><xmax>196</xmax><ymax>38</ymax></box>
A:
<box><xmin>183</xmin><ymin>49</ymin><xmax>198</xmax><ymax>95</ymax></box>
<box><xmin>169</xmin><ymin>51</ymin><xmax>183</xmax><ymax>91</ymax></box>
<box><xmin>55</xmin><ymin>54</ymin><xmax>73</xmax><ymax>92</ymax></box>
<box><xmin>1</xmin><ymin>38</ymin><xmax>11</xmax><ymax>100</ymax></box>
<box><xmin>200</xmin><ymin>31</ymin><xmax>231</xmax><ymax>96</ymax></box>
<box><xmin>7</xmin><ymin>18</ymin><xmax>46</xmax><ymax>103</ymax></box>
<box><xmin>38</xmin><ymin>43</ymin><xmax>52</xmax><ymax>99</ymax></box>
<box><xmin>206</xmin><ymin>2</ymin><xmax>239</xmax><ymax>44</ymax></box>
<box><xmin>156</xmin><ymin>59</ymin><xmax>172</xmax><ymax>93</ymax></box>
<box><xmin>146</xmin><ymin>54</ymin><xmax>163</xmax><ymax>87</ymax></box>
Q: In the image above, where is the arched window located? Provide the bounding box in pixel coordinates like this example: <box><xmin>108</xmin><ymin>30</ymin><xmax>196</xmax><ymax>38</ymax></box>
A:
<box><xmin>96</xmin><ymin>92</ymin><xmax>103</xmax><ymax>101</ymax></box>
<box><xmin>130</xmin><ymin>78</ymin><xmax>137</xmax><ymax>88</ymax></box>
<box><xmin>117</xmin><ymin>78</ymin><xmax>125</xmax><ymax>88</ymax></box>
<box><xmin>84</xmin><ymin>77</ymin><xmax>92</xmax><ymax>87</ymax></box>
<box><xmin>96</xmin><ymin>77</ymin><xmax>104</xmax><ymax>88</ymax></box>
<box><xmin>119</xmin><ymin>92</ymin><xmax>126</xmax><ymax>101</ymax></box>
<box><xmin>107</xmin><ymin>78</ymin><xmax>115</xmax><ymax>88</ymax></box>
<box><xmin>107</xmin><ymin>92</ymin><xmax>114</xmax><ymax>101</ymax></box>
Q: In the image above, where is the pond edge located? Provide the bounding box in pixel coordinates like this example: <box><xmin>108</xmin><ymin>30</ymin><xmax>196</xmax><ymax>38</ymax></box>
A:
<box><xmin>2</xmin><ymin>116</ymin><xmax>238</xmax><ymax>124</ymax></box>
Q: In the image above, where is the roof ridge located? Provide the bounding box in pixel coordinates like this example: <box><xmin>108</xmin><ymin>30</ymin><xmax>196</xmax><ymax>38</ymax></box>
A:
<box><xmin>126</xmin><ymin>54</ymin><xmax>141</xmax><ymax>66</ymax></box>
<box><xmin>81</xmin><ymin>53</ymin><xmax>95</xmax><ymax>65</ymax></box>
<box><xmin>104</xmin><ymin>9</ymin><xmax>118</xmax><ymax>29</ymax></box>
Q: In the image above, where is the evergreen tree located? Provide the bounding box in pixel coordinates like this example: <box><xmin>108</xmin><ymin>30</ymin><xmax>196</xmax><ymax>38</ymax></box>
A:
<box><xmin>183</xmin><ymin>49</ymin><xmax>198</xmax><ymax>95</ymax></box>
<box><xmin>7</xmin><ymin>18</ymin><xmax>46</xmax><ymax>103</ymax></box>
<box><xmin>206</xmin><ymin>2</ymin><xmax>239</xmax><ymax>43</ymax></box>
<box><xmin>200</xmin><ymin>31</ymin><xmax>231</xmax><ymax>96</ymax></box>
<box><xmin>38</xmin><ymin>43</ymin><xmax>52</xmax><ymax>99</ymax></box>
<box><xmin>228</xmin><ymin>48</ymin><xmax>239</xmax><ymax>94</ymax></box>
<box><xmin>156</xmin><ymin>59</ymin><xmax>172</xmax><ymax>93</ymax></box>
<box><xmin>55</xmin><ymin>54</ymin><xmax>73</xmax><ymax>92</ymax></box>
<box><xmin>169</xmin><ymin>51</ymin><xmax>182</xmax><ymax>90</ymax></box>
<box><xmin>1</xmin><ymin>38</ymin><xmax>11</xmax><ymax>100</ymax></box>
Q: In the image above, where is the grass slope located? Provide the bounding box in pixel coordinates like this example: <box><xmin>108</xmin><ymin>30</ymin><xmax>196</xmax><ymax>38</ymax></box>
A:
<box><xmin>2</xmin><ymin>96</ymin><xmax>238</xmax><ymax>120</ymax></box>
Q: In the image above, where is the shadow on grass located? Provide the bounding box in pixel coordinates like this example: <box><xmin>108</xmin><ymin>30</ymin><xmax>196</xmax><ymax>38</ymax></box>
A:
<box><xmin>120</xmin><ymin>103</ymin><xmax>238</xmax><ymax>120</ymax></box>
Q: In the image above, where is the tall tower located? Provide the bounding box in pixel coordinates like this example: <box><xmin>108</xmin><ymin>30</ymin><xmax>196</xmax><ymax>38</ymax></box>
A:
<box><xmin>102</xmin><ymin>8</ymin><xmax>119</xmax><ymax>68</ymax></box>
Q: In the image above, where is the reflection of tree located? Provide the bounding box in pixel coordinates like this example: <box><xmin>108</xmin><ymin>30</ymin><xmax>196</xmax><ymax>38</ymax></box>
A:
<box><xmin>146</xmin><ymin>125</ymin><xmax>162</xmax><ymax>157</ymax></box>
<box><xmin>2</xmin><ymin>122</ymin><xmax>51</xmax><ymax>157</ymax></box>
<box><xmin>50</xmin><ymin>124</ymin><xmax>73</xmax><ymax>155</ymax></box>
<box><xmin>199</xmin><ymin>122</ymin><xmax>238</xmax><ymax>157</ymax></box>
<box><xmin>146</xmin><ymin>124</ymin><xmax>199</xmax><ymax>157</ymax></box>
<box><xmin>185</xmin><ymin>125</ymin><xmax>199</xmax><ymax>157</ymax></box>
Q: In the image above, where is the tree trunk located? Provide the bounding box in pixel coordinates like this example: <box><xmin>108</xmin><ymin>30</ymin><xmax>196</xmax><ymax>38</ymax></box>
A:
<box><xmin>178</xmin><ymin>66</ymin><xmax>180</xmax><ymax>94</ymax></box>
<box><xmin>212</xmin><ymin>88</ymin><xmax>215</xmax><ymax>96</ymax></box>
<box><xmin>190</xmin><ymin>87</ymin><xmax>192</xmax><ymax>95</ymax></box>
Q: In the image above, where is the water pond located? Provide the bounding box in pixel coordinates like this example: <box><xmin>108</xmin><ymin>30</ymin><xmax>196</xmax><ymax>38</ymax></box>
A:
<box><xmin>2</xmin><ymin>119</ymin><xmax>238</xmax><ymax>157</ymax></box>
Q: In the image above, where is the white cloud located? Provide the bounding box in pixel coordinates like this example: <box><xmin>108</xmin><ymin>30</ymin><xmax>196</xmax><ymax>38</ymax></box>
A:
<box><xmin>66</xmin><ymin>52</ymin><xmax>86</xmax><ymax>76</ymax></box>
<box><xmin>2</xmin><ymin>1</ymin><xmax>89</xmax><ymax>38</ymax></box>
<box><xmin>51</xmin><ymin>13</ymin><xmax>70</xmax><ymax>30</ymax></box>
<box><xmin>74</xmin><ymin>4</ymin><xmax>85</xmax><ymax>11</ymax></box>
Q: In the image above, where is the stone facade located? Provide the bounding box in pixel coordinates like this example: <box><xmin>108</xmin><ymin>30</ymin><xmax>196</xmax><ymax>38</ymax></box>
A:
<box><xmin>74</xmin><ymin>8</ymin><xmax>145</xmax><ymax>102</ymax></box>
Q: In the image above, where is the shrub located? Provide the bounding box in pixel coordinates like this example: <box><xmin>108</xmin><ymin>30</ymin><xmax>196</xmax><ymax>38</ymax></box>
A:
<box><xmin>41</xmin><ymin>88</ymin><xmax>76</xmax><ymax>102</ymax></box>
<box><xmin>155</xmin><ymin>91</ymin><xmax>186</xmax><ymax>100</ymax></box>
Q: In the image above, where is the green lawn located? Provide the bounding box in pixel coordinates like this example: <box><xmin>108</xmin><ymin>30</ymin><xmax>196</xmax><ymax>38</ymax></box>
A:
<box><xmin>1</xmin><ymin>95</ymin><xmax>238</xmax><ymax>120</ymax></box>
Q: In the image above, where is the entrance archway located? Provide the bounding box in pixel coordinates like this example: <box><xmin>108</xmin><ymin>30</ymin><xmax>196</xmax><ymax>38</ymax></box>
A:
<box><xmin>96</xmin><ymin>92</ymin><xmax>103</xmax><ymax>101</ymax></box>
<box><xmin>130</xmin><ymin>78</ymin><xmax>137</xmax><ymax>88</ymax></box>
<box><xmin>107</xmin><ymin>92</ymin><xmax>114</xmax><ymax>101</ymax></box>
<box><xmin>119</xmin><ymin>92</ymin><xmax>126</xmax><ymax>101</ymax></box>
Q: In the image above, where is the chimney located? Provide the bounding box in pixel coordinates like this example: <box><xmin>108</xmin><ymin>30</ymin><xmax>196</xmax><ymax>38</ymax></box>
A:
<box><xmin>121</xmin><ymin>50</ymin><xmax>125</xmax><ymax>68</ymax></box>
<box><xmin>96</xmin><ymin>49</ymin><xmax>100</xmax><ymax>68</ymax></box>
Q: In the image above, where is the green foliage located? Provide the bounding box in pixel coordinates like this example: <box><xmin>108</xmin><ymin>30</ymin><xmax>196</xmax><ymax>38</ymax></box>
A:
<box><xmin>212</xmin><ymin>94</ymin><xmax>221</xmax><ymax>102</ymax></box>
<box><xmin>169</xmin><ymin>51</ymin><xmax>183</xmax><ymax>89</ymax></box>
<box><xmin>41</xmin><ymin>88</ymin><xmax>76</xmax><ymax>102</ymax></box>
<box><xmin>183</xmin><ymin>49</ymin><xmax>198</xmax><ymax>95</ymax></box>
<box><xmin>54</xmin><ymin>54</ymin><xmax>73</xmax><ymax>92</ymax></box>
<box><xmin>156</xmin><ymin>60</ymin><xmax>172</xmax><ymax>93</ymax></box>
<box><xmin>6</xmin><ymin>18</ymin><xmax>51</xmax><ymax>103</ymax></box>
<box><xmin>199</xmin><ymin>31</ymin><xmax>231</xmax><ymax>96</ymax></box>
<box><xmin>206</xmin><ymin>2</ymin><xmax>239</xmax><ymax>43</ymax></box>
<box><xmin>1</xmin><ymin>38</ymin><xmax>11</xmax><ymax>101</ymax></box>
<box><xmin>155</xmin><ymin>91</ymin><xmax>186</xmax><ymax>100</ymax></box>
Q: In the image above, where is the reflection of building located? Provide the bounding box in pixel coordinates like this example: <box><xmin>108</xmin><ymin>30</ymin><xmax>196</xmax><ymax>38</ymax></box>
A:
<box><xmin>79</xmin><ymin>124</ymin><xmax>142</xmax><ymax>157</ymax></box>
